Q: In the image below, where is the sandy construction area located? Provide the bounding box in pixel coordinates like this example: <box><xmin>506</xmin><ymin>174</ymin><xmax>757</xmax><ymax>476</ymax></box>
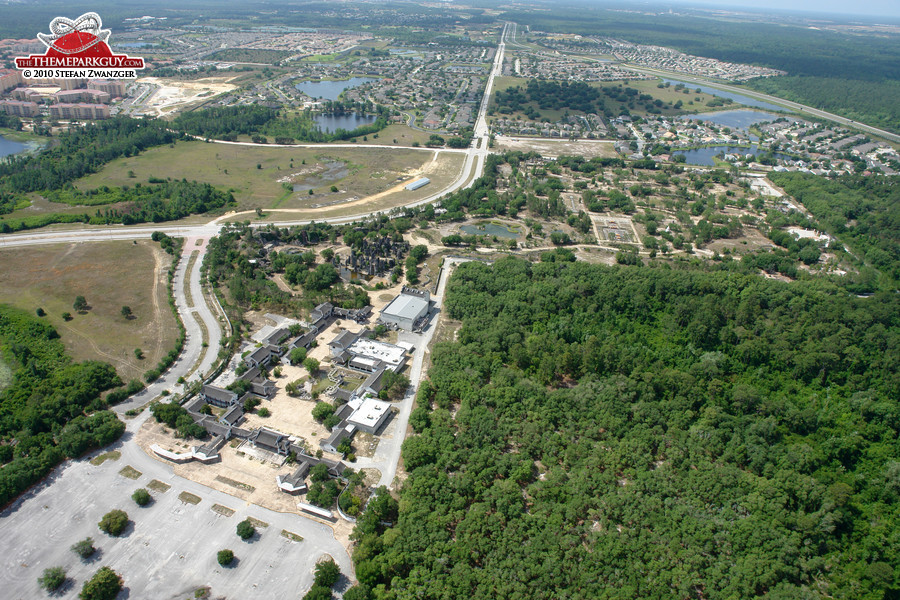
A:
<box><xmin>138</xmin><ymin>76</ymin><xmax>238</xmax><ymax>116</ymax></box>
<box><xmin>494</xmin><ymin>135</ymin><xmax>617</xmax><ymax>158</ymax></box>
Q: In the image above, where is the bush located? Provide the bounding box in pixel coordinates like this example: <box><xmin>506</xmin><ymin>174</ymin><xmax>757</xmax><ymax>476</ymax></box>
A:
<box><xmin>132</xmin><ymin>488</ymin><xmax>152</xmax><ymax>507</ymax></box>
<box><xmin>217</xmin><ymin>549</ymin><xmax>235</xmax><ymax>566</ymax></box>
<box><xmin>38</xmin><ymin>566</ymin><xmax>66</xmax><ymax>592</ymax></box>
<box><xmin>311</xmin><ymin>401</ymin><xmax>335</xmax><ymax>423</ymax></box>
<box><xmin>236</xmin><ymin>519</ymin><xmax>255</xmax><ymax>540</ymax></box>
<box><xmin>98</xmin><ymin>509</ymin><xmax>129</xmax><ymax>536</ymax></box>
<box><xmin>71</xmin><ymin>537</ymin><xmax>95</xmax><ymax>559</ymax></box>
<box><xmin>257</xmin><ymin>407</ymin><xmax>271</xmax><ymax>418</ymax></box>
<box><xmin>314</xmin><ymin>559</ymin><xmax>341</xmax><ymax>588</ymax></box>
<box><xmin>79</xmin><ymin>566</ymin><xmax>122</xmax><ymax>600</ymax></box>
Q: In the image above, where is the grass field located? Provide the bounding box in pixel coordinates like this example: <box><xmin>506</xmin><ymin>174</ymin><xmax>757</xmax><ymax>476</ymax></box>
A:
<box><xmin>75</xmin><ymin>141</ymin><xmax>450</xmax><ymax>213</ymax></box>
<box><xmin>0</xmin><ymin>240</ymin><xmax>177</xmax><ymax>383</ymax></box>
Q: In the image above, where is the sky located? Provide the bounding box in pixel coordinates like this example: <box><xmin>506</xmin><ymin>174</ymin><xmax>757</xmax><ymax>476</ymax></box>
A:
<box><xmin>664</xmin><ymin>0</ymin><xmax>900</xmax><ymax>19</ymax></box>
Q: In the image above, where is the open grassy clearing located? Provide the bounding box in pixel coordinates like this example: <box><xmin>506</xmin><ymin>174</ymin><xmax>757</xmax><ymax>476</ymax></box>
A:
<box><xmin>178</xmin><ymin>491</ymin><xmax>202</xmax><ymax>505</ymax></box>
<box><xmin>218</xmin><ymin>150</ymin><xmax>466</xmax><ymax>223</ymax></box>
<box><xmin>281</xmin><ymin>530</ymin><xmax>304</xmax><ymax>542</ymax></box>
<box><xmin>0</xmin><ymin>240</ymin><xmax>177</xmax><ymax>383</ymax></box>
<box><xmin>0</xmin><ymin>356</ymin><xmax>12</xmax><ymax>393</ymax></box>
<box><xmin>89</xmin><ymin>450</ymin><xmax>121</xmax><ymax>466</ymax></box>
<box><xmin>118</xmin><ymin>465</ymin><xmax>142</xmax><ymax>480</ymax></box>
<box><xmin>75</xmin><ymin>141</ymin><xmax>446</xmax><ymax>213</ymax></box>
<box><xmin>147</xmin><ymin>479</ymin><xmax>171</xmax><ymax>493</ymax></box>
<box><xmin>211</xmin><ymin>504</ymin><xmax>236</xmax><ymax>517</ymax></box>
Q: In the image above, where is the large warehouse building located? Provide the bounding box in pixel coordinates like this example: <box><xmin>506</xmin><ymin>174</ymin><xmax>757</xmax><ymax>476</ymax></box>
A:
<box><xmin>379</xmin><ymin>287</ymin><xmax>431</xmax><ymax>331</ymax></box>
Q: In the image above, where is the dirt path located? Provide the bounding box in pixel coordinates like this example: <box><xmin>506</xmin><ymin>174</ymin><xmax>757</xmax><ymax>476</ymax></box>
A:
<box><xmin>150</xmin><ymin>245</ymin><xmax>166</xmax><ymax>361</ymax></box>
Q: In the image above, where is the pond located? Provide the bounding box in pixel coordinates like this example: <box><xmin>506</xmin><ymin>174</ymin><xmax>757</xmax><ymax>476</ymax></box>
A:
<box><xmin>294</xmin><ymin>77</ymin><xmax>377</xmax><ymax>101</ymax></box>
<box><xmin>680</xmin><ymin>109</ymin><xmax>782</xmax><ymax>130</ymax></box>
<box><xmin>292</xmin><ymin>161</ymin><xmax>350</xmax><ymax>192</ymax></box>
<box><xmin>0</xmin><ymin>135</ymin><xmax>28</xmax><ymax>158</ymax></box>
<box><xmin>313</xmin><ymin>113</ymin><xmax>377</xmax><ymax>134</ymax></box>
<box><xmin>671</xmin><ymin>145</ymin><xmax>792</xmax><ymax>166</ymax></box>
<box><xmin>460</xmin><ymin>222</ymin><xmax>521</xmax><ymax>239</ymax></box>
<box><xmin>662</xmin><ymin>78</ymin><xmax>785</xmax><ymax>112</ymax></box>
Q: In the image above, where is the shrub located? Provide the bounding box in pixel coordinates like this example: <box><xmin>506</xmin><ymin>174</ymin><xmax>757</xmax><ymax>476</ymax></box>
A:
<box><xmin>257</xmin><ymin>407</ymin><xmax>271</xmax><ymax>418</ymax></box>
<box><xmin>236</xmin><ymin>519</ymin><xmax>255</xmax><ymax>540</ymax></box>
<box><xmin>98</xmin><ymin>509</ymin><xmax>129</xmax><ymax>536</ymax></box>
<box><xmin>217</xmin><ymin>549</ymin><xmax>234</xmax><ymax>566</ymax></box>
<box><xmin>132</xmin><ymin>488</ymin><xmax>152</xmax><ymax>507</ymax></box>
<box><xmin>38</xmin><ymin>566</ymin><xmax>66</xmax><ymax>592</ymax></box>
<box><xmin>71</xmin><ymin>537</ymin><xmax>95</xmax><ymax>559</ymax></box>
<box><xmin>79</xmin><ymin>566</ymin><xmax>122</xmax><ymax>600</ymax></box>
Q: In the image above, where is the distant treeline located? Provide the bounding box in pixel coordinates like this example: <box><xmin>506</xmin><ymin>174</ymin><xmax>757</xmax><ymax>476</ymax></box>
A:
<box><xmin>510</xmin><ymin>8</ymin><xmax>900</xmax><ymax>82</ymax></box>
<box><xmin>0</xmin><ymin>306</ymin><xmax>125</xmax><ymax>507</ymax></box>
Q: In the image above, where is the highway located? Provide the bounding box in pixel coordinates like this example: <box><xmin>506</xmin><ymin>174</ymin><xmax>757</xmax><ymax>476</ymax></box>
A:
<box><xmin>622</xmin><ymin>65</ymin><xmax>900</xmax><ymax>144</ymax></box>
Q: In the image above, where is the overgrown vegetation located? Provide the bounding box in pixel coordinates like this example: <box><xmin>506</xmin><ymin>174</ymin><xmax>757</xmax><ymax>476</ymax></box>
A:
<box><xmin>350</xmin><ymin>258</ymin><xmax>899</xmax><ymax>599</ymax></box>
<box><xmin>0</xmin><ymin>306</ymin><xmax>124</xmax><ymax>507</ymax></box>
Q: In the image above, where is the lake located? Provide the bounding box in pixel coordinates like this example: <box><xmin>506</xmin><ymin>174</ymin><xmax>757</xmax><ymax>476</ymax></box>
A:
<box><xmin>663</xmin><ymin>78</ymin><xmax>784</xmax><ymax>111</ymax></box>
<box><xmin>671</xmin><ymin>145</ymin><xmax>791</xmax><ymax>166</ymax></box>
<box><xmin>313</xmin><ymin>113</ymin><xmax>377</xmax><ymax>134</ymax></box>
<box><xmin>460</xmin><ymin>223</ymin><xmax>520</xmax><ymax>239</ymax></box>
<box><xmin>680</xmin><ymin>109</ymin><xmax>782</xmax><ymax>130</ymax></box>
<box><xmin>294</xmin><ymin>77</ymin><xmax>377</xmax><ymax>101</ymax></box>
<box><xmin>0</xmin><ymin>135</ymin><xmax>28</xmax><ymax>158</ymax></box>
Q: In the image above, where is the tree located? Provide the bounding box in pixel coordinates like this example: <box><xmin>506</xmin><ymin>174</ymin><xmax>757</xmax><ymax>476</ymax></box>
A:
<box><xmin>73</xmin><ymin>296</ymin><xmax>88</xmax><ymax>312</ymax></box>
<box><xmin>257</xmin><ymin>407</ymin><xmax>271</xmax><ymax>418</ymax></box>
<box><xmin>314</xmin><ymin>559</ymin><xmax>341</xmax><ymax>588</ymax></box>
<box><xmin>62</xmin><ymin>312</ymin><xmax>72</xmax><ymax>321</ymax></box>
<box><xmin>38</xmin><ymin>566</ymin><xmax>66</xmax><ymax>592</ymax></box>
<box><xmin>97</xmin><ymin>509</ymin><xmax>129</xmax><ymax>536</ymax></box>
<box><xmin>35</xmin><ymin>307</ymin><xmax>46</xmax><ymax>317</ymax></box>
<box><xmin>71</xmin><ymin>537</ymin><xmax>96</xmax><ymax>559</ymax></box>
<box><xmin>236</xmin><ymin>519</ymin><xmax>255</xmax><ymax>540</ymax></box>
<box><xmin>217</xmin><ymin>549</ymin><xmax>235</xmax><ymax>566</ymax></box>
<box><xmin>120</xmin><ymin>306</ymin><xmax>133</xmax><ymax>319</ymax></box>
<box><xmin>304</xmin><ymin>357</ymin><xmax>320</xmax><ymax>375</ymax></box>
<box><xmin>321</xmin><ymin>248</ymin><xmax>334</xmax><ymax>262</ymax></box>
<box><xmin>311</xmin><ymin>402</ymin><xmax>335</xmax><ymax>423</ymax></box>
<box><xmin>302</xmin><ymin>585</ymin><xmax>333</xmax><ymax>600</ymax></box>
<box><xmin>132</xmin><ymin>488</ymin><xmax>152</xmax><ymax>507</ymax></box>
<box><xmin>134</xmin><ymin>348</ymin><xmax>144</xmax><ymax>360</ymax></box>
<box><xmin>79</xmin><ymin>567</ymin><xmax>122</xmax><ymax>600</ymax></box>
<box><xmin>289</xmin><ymin>347</ymin><xmax>307</xmax><ymax>365</ymax></box>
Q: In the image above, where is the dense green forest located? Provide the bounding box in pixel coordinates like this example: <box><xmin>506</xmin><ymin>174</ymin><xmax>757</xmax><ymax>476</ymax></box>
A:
<box><xmin>493</xmin><ymin>80</ymin><xmax>700</xmax><ymax>119</ymax></box>
<box><xmin>0</xmin><ymin>306</ymin><xmax>125</xmax><ymax>508</ymax></box>
<box><xmin>347</xmin><ymin>259</ymin><xmax>900</xmax><ymax>599</ymax></box>
<box><xmin>768</xmin><ymin>173</ymin><xmax>900</xmax><ymax>282</ymax></box>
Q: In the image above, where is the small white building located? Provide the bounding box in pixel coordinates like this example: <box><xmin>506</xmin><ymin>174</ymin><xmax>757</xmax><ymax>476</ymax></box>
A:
<box><xmin>347</xmin><ymin>397</ymin><xmax>392</xmax><ymax>434</ymax></box>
